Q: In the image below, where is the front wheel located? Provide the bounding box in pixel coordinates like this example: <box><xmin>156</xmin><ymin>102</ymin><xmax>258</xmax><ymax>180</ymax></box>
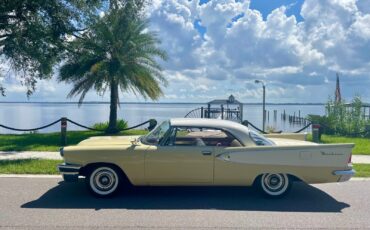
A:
<box><xmin>86</xmin><ymin>166</ymin><xmax>121</xmax><ymax>197</ymax></box>
<box><xmin>256</xmin><ymin>173</ymin><xmax>291</xmax><ymax>198</ymax></box>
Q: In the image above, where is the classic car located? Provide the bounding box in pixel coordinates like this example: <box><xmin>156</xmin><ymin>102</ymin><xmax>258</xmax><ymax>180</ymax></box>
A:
<box><xmin>58</xmin><ymin>118</ymin><xmax>355</xmax><ymax>198</ymax></box>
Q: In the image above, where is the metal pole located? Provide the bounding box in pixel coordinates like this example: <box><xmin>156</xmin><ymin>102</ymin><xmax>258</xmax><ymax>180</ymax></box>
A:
<box><xmin>262</xmin><ymin>85</ymin><xmax>266</xmax><ymax>132</ymax></box>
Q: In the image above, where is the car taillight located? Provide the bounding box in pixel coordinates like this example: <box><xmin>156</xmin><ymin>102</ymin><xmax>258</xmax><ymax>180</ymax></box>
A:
<box><xmin>348</xmin><ymin>153</ymin><xmax>352</xmax><ymax>164</ymax></box>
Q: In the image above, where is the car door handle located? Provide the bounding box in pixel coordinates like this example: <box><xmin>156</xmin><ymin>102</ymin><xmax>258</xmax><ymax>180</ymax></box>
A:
<box><xmin>201</xmin><ymin>151</ymin><xmax>212</xmax><ymax>156</ymax></box>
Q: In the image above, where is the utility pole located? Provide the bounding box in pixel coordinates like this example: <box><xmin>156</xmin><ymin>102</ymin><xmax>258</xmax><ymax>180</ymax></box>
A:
<box><xmin>255</xmin><ymin>80</ymin><xmax>266</xmax><ymax>132</ymax></box>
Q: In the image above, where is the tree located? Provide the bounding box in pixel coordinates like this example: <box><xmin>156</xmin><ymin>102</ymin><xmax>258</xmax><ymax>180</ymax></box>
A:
<box><xmin>58</xmin><ymin>3</ymin><xmax>167</xmax><ymax>134</ymax></box>
<box><xmin>0</xmin><ymin>0</ymin><xmax>104</xmax><ymax>96</ymax></box>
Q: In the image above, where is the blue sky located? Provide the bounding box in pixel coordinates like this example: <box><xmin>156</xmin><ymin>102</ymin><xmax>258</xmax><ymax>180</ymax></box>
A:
<box><xmin>1</xmin><ymin>0</ymin><xmax>370</xmax><ymax>103</ymax></box>
<box><xmin>250</xmin><ymin>0</ymin><xmax>304</xmax><ymax>21</ymax></box>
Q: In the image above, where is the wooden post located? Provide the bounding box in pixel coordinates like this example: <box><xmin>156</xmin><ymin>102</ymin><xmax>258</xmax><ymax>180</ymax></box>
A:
<box><xmin>221</xmin><ymin>105</ymin><xmax>224</xmax><ymax>119</ymax></box>
<box><xmin>201</xmin><ymin>107</ymin><xmax>204</xmax><ymax>118</ymax></box>
<box><xmin>363</xmin><ymin>107</ymin><xmax>366</xmax><ymax>119</ymax></box>
<box><xmin>148</xmin><ymin>119</ymin><xmax>157</xmax><ymax>131</ymax></box>
<box><xmin>239</xmin><ymin>104</ymin><xmax>243</xmax><ymax>122</ymax></box>
<box><xmin>312</xmin><ymin>124</ymin><xmax>321</xmax><ymax>143</ymax></box>
<box><xmin>207</xmin><ymin>103</ymin><xmax>211</xmax><ymax>118</ymax></box>
<box><xmin>61</xmin><ymin>117</ymin><xmax>67</xmax><ymax>146</ymax></box>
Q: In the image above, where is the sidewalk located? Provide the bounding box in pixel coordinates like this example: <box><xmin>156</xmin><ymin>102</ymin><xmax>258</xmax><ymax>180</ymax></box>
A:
<box><xmin>0</xmin><ymin>151</ymin><xmax>370</xmax><ymax>163</ymax></box>
<box><xmin>352</xmin><ymin>155</ymin><xmax>370</xmax><ymax>164</ymax></box>
<box><xmin>0</xmin><ymin>151</ymin><xmax>61</xmax><ymax>160</ymax></box>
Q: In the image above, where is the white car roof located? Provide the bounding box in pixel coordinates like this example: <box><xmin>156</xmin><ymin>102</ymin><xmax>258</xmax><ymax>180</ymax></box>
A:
<box><xmin>169</xmin><ymin>118</ymin><xmax>255</xmax><ymax>146</ymax></box>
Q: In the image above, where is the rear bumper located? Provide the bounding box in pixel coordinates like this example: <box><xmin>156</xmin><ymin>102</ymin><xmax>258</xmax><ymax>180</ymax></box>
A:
<box><xmin>57</xmin><ymin>163</ymin><xmax>81</xmax><ymax>176</ymax></box>
<box><xmin>333</xmin><ymin>169</ymin><xmax>356</xmax><ymax>182</ymax></box>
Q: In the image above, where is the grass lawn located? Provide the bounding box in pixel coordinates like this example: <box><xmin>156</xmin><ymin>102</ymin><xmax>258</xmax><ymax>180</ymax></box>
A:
<box><xmin>0</xmin><ymin>130</ymin><xmax>148</xmax><ymax>152</ymax></box>
<box><xmin>307</xmin><ymin>134</ymin><xmax>370</xmax><ymax>155</ymax></box>
<box><xmin>0</xmin><ymin>159</ymin><xmax>62</xmax><ymax>174</ymax></box>
<box><xmin>0</xmin><ymin>159</ymin><xmax>369</xmax><ymax>177</ymax></box>
<box><xmin>353</xmin><ymin>164</ymin><xmax>370</xmax><ymax>177</ymax></box>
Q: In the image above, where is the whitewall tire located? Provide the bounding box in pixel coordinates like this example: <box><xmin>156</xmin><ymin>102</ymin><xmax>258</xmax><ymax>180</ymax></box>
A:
<box><xmin>258</xmin><ymin>173</ymin><xmax>291</xmax><ymax>198</ymax></box>
<box><xmin>87</xmin><ymin>166</ymin><xmax>120</xmax><ymax>197</ymax></box>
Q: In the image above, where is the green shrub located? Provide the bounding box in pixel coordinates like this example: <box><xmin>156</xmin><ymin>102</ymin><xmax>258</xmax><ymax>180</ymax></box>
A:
<box><xmin>308</xmin><ymin>96</ymin><xmax>370</xmax><ymax>137</ymax></box>
<box><xmin>266</xmin><ymin>125</ymin><xmax>280</xmax><ymax>133</ymax></box>
<box><xmin>92</xmin><ymin>119</ymin><xmax>128</xmax><ymax>131</ymax></box>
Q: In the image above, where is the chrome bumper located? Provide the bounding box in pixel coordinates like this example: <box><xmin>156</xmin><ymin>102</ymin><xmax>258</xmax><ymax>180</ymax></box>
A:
<box><xmin>333</xmin><ymin>169</ymin><xmax>356</xmax><ymax>182</ymax></box>
<box><xmin>57</xmin><ymin>163</ymin><xmax>81</xmax><ymax>176</ymax></box>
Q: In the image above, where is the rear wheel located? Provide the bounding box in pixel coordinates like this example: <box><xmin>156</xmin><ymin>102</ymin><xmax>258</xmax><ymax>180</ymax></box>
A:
<box><xmin>86</xmin><ymin>166</ymin><xmax>121</xmax><ymax>197</ymax></box>
<box><xmin>256</xmin><ymin>173</ymin><xmax>291</xmax><ymax>198</ymax></box>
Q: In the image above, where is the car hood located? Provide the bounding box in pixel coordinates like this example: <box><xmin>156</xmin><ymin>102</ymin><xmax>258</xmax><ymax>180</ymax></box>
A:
<box><xmin>77</xmin><ymin>135</ymin><xmax>142</xmax><ymax>146</ymax></box>
<box><xmin>269</xmin><ymin>138</ymin><xmax>318</xmax><ymax>146</ymax></box>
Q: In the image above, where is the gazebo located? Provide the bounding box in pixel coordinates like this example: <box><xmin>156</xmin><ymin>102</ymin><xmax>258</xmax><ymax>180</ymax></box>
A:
<box><xmin>184</xmin><ymin>95</ymin><xmax>244</xmax><ymax>123</ymax></box>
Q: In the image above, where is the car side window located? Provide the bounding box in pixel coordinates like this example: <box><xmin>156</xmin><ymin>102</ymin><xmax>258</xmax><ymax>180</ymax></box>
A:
<box><xmin>249</xmin><ymin>130</ymin><xmax>275</xmax><ymax>146</ymax></box>
<box><xmin>164</xmin><ymin>127</ymin><xmax>243</xmax><ymax>147</ymax></box>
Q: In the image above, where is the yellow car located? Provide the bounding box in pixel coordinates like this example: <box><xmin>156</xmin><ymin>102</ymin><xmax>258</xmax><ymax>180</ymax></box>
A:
<box><xmin>58</xmin><ymin>118</ymin><xmax>355</xmax><ymax>198</ymax></box>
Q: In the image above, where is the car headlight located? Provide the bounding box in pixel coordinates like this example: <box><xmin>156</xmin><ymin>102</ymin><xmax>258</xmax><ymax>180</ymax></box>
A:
<box><xmin>60</xmin><ymin>147</ymin><xmax>64</xmax><ymax>157</ymax></box>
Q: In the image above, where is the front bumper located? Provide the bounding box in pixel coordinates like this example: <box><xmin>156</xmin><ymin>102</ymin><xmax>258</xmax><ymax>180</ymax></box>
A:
<box><xmin>333</xmin><ymin>169</ymin><xmax>356</xmax><ymax>182</ymax></box>
<box><xmin>57</xmin><ymin>163</ymin><xmax>81</xmax><ymax>176</ymax></box>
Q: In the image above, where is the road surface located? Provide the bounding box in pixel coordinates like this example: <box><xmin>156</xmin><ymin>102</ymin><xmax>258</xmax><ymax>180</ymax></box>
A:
<box><xmin>0</xmin><ymin>177</ymin><xmax>369</xmax><ymax>229</ymax></box>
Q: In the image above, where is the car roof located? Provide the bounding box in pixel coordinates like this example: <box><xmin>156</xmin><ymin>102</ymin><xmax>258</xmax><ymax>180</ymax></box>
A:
<box><xmin>169</xmin><ymin>118</ymin><xmax>254</xmax><ymax>145</ymax></box>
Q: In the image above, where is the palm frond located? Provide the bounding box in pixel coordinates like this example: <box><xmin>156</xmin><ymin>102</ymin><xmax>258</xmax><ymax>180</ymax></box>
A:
<box><xmin>59</xmin><ymin>5</ymin><xmax>168</xmax><ymax>104</ymax></box>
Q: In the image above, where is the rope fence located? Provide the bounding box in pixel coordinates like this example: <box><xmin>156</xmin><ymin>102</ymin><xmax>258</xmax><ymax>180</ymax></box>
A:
<box><xmin>293</xmin><ymin>122</ymin><xmax>312</xmax><ymax>133</ymax></box>
<box><xmin>0</xmin><ymin>118</ymin><xmax>62</xmax><ymax>132</ymax></box>
<box><xmin>65</xmin><ymin>118</ymin><xmax>157</xmax><ymax>132</ymax></box>
<box><xmin>242</xmin><ymin>120</ymin><xmax>312</xmax><ymax>134</ymax></box>
<box><xmin>0</xmin><ymin>118</ymin><xmax>157</xmax><ymax>146</ymax></box>
<box><xmin>0</xmin><ymin>117</ymin><xmax>320</xmax><ymax>146</ymax></box>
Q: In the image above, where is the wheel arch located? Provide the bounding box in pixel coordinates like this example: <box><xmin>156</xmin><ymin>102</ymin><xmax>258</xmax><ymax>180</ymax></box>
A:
<box><xmin>80</xmin><ymin>162</ymin><xmax>133</xmax><ymax>186</ymax></box>
<box><xmin>252</xmin><ymin>172</ymin><xmax>303</xmax><ymax>186</ymax></box>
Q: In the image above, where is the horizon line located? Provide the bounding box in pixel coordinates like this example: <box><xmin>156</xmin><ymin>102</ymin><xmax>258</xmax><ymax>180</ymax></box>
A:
<box><xmin>0</xmin><ymin>101</ymin><xmax>326</xmax><ymax>105</ymax></box>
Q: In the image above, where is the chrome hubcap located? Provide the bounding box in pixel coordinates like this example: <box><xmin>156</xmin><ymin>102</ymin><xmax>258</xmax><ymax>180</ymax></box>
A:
<box><xmin>89</xmin><ymin>167</ymin><xmax>119</xmax><ymax>195</ymax></box>
<box><xmin>264</xmin><ymin>174</ymin><xmax>284</xmax><ymax>190</ymax></box>
<box><xmin>94</xmin><ymin>171</ymin><xmax>115</xmax><ymax>191</ymax></box>
<box><xmin>261</xmin><ymin>173</ymin><xmax>289</xmax><ymax>196</ymax></box>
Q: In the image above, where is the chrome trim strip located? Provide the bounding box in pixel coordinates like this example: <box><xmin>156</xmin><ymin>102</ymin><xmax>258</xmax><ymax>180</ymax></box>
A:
<box><xmin>57</xmin><ymin>163</ymin><xmax>81</xmax><ymax>175</ymax></box>
<box><xmin>333</xmin><ymin>169</ymin><xmax>356</xmax><ymax>182</ymax></box>
<box><xmin>61</xmin><ymin>172</ymin><xmax>80</xmax><ymax>175</ymax></box>
<box><xmin>333</xmin><ymin>169</ymin><xmax>356</xmax><ymax>176</ymax></box>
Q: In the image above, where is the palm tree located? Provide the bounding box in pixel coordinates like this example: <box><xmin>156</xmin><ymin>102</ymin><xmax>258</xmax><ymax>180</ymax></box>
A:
<box><xmin>58</xmin><ymin>5</ymin><xmax>167</xmax><ymax>134</ymax></box>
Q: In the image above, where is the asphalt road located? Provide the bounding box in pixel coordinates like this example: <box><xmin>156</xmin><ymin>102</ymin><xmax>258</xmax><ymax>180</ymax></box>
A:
<box><xmin>0</xmin><ymin>177</ymin><xmax>369</xmax><ymax>229</ymax></box>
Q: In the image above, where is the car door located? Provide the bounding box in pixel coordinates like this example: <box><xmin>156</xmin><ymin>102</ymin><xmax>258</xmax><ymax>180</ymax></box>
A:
<box><xmin>145</xmin><ymin>126</ymin><xmax>214</xmax><ymax>185</ymax></box>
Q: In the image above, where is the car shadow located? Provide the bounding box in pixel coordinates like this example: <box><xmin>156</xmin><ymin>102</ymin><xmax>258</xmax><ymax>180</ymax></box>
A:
<box><xmin>21</xmin><ymin>180</ymin><xmax>349</xmax><ymax>212</ymax></box>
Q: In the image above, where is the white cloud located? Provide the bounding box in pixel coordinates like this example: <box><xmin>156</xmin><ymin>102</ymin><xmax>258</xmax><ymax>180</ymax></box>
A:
<box><xmin>296</xmin><ymin>84</ymin><xmax>305</xmax><ymax>90</ymax></box>
<box><xmin>6</xmin><ymin>84</ymin><xmax>27</xmax><ymax>93</ymax></box>
<box><xmin>2</xmin><ymin>0</ymin><xmax>370</xmax><ymax>103</ymax></box>
<box><xmin>147</xmin><ymin>0</ymin><xmax>370</xmax><ymax>102</ymax></box>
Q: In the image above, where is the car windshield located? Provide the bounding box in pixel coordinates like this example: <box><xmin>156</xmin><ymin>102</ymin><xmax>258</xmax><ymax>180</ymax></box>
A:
<box><xmin>141</xmin><ymin>120</ymin><xmax>170</xmax><ymax>145</ymax></box>
<box><xmin>249</xmin><ymin>130</ymin><xmax>275</xmax><ymax>146</ymax></box>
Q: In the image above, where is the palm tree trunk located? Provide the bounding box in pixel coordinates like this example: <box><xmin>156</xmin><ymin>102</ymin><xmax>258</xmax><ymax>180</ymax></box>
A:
<box><xmin>107</xmin><ymin>82</ymin><xmax>119</xmax><ymax>134</ymax></box>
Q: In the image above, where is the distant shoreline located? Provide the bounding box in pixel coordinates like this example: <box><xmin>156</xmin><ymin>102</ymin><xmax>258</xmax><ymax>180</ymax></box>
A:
<box><xmin>0</xmin><ymin>101</ymin><xmax>326</xmax><ymax>106</ymax></box>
